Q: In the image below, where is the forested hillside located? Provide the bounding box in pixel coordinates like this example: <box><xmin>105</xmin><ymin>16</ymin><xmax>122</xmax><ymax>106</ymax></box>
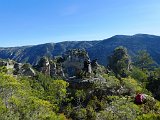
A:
<box><xmin>0</xmin><ymin>34</ymin><xmax>160</xmax><ymax>65</ymax></box>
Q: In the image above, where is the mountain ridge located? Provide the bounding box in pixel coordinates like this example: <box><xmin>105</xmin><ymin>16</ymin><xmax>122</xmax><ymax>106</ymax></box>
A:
<box><xmin>0</xmin><ymin>34</ymin><xmax>160</xmax><ymax>65</ymax></box>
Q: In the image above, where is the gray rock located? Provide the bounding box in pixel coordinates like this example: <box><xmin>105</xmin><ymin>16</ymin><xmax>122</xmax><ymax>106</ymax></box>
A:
<box><xmin>36</xmin><ymin>57</ymin><xmax>50</xmax><ymax>75</ymax></box>
<box><xmin>62</xmin><ymin>49</ymin><xmax>91</xmax><ymax>77</ymax></box>
<box><xmin>21</xmin><ymin>67</ymin><xmax>36</xmax><ymax>76</ymax></box>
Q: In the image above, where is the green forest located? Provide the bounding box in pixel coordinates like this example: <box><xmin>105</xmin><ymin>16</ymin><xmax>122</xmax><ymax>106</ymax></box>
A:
<box><xmin>0</xmin><ymin>46</ymin><xmax>160</xmax><ymax>120</ymax></box>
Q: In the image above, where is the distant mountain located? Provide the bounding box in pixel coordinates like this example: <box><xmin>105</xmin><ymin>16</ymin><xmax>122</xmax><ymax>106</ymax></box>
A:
<box><xmin>0</xmin><ymin>34</ymin><xmax>160</xmax><ymax>65</ymax></box>
<box><xmin>0</xmin><ymin>41</ymin><xmax>99</xmax><ymax>65</ymax></box>
<box><xmin>88</xmin><ymin>34</ymin><xmax>160</xmax><ymax>65</ymax></box>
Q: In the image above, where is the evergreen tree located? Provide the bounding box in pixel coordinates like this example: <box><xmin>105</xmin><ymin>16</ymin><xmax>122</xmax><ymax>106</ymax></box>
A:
<box><xmin>108</xmin><ymin>46</ymin><xmax>131</xmax><ymax>77</ymax></box>
<box><xmin>134</xmin><ymin>50</ymin><xmax>154</xmax><ymax>70</ymax></box>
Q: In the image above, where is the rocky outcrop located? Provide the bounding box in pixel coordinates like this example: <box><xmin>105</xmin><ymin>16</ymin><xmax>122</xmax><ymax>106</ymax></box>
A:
<box><xmin>0</xmin><ymin>59</ymin><xmax>15</xmax><ymax>69</ymax></box>
<box><xmin>20</xmin><ymin>64</ymin><xmax>36</xmax><ymax>76</ymax></box>
<box><xmin>34</xmin><ymin>56</ymin><xmax>65</xmax><ymax>77</ymax></box>
<box><xmin>34</xmin><ymin>49</ymin><xmax>91</xmax><ymax>77</ymax></box>
<box><xmin>66</xmin><ymin>76</ymin><xmax>106</xmax><ymax>89</ymax></box>
<box><xmin>50</xmin><ymin>61</ymin><xmax>57</xmax><ymax>76</ymax></box>
<box><xmin>0</xmin><ymin>59</ymin><xmax>36</xmax><ymax>77</ymax></box>
<box><xmin>35</xmin><ymin>57</ymin><xmax>51</xmax><ymax>76</ymax></box>
<box><xmin>54</xmin><ymin>58</ymin><xmax>65</xmax><ymax>77</ymax></box>
<box><xmin>62</xmin><ymin>49</ymin><xmax>91</xmax><ymax>77</ymax></box>
<box><xmin>35</xmin><ymin>49</ymin><xmax>103</xmax><ymax>79</ymax></box>
<box><xmin>0</xmin><ymin>48</ymin><xmax>102</xmax><ymax>79</ymax></box>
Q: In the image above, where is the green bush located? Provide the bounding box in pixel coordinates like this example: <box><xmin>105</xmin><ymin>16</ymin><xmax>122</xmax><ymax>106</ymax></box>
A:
<box><xmin>121</xmin><ymin>77</ymin><xmax>143</xmax><ymax>95</ymax></box>
<box><xmin>72</xmin><ymin>108</ymin><xmax>87</xmax><ymax>120</ymax></box>
<box><xmin>0</xmin><ymin>73</ymin><xmax>66</xmax><ymax>120</ymax></box>
<box><xmin>130</xmin><ymin>67</ymin><xmax>147</xmax><ymax>82</ymax></box>
<box><xmin>136</xmin><ymin>114</ymin><xmax>160</xmax><ymax>120</ymax></box>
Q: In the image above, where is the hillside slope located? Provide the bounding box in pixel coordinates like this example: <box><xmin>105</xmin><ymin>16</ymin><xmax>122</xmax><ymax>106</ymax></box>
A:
<box><xmin>0</xmin><ymin>41</ymin><xmax>98</xmax><ymax>65</ymax></box>
<box><xmin>88</xmin><ymin>34</ymin><xmax>160</xmax><ymax>65</ymax></box>
<box><xmin>0</xmin><ymin>34</ymin><xmax>160</xmax><ymax>65</ymax></box>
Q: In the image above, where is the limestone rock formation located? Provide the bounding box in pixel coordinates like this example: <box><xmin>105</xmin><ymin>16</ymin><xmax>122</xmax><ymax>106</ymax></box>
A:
<box><xmin>34</xmin><ymin>56</ymin><xmax>65</xmax><ymax>77</ymax></box>
<box><xmin>54</xmin><ymin>57</ymin><xmax>65</xmax><ymax>77</ymax></box>
<box><xmin>62</xmin><ymin>49</ymin><xmax>91</xmax><ymax>77</ymax></box>
<box><xmin>0</xmin><ymin>48</ymin><xmax>103</xmax><ymax>79</ymax></box>
<box><xmin>50</xmin><ymin>61</ymin><xmax>57</xmax><ymax>76</ymax></box>
<box><xmin>20</xmin><ymin>64</ymin><xmax>36</xmax><ymax>76</ymax></box>
<box><xmin>0</xmin><ymin>59</ymin><xmax>36</xmax><ymax>77</ymax></box>
<box><xmin>91</xmin><ymin>59</ymin><xmax>99</xmax><ymax>74</ymax></box>
<box><xmin>35</xmin><ymin>57</ymin><xmax>50</xmax><ymax>76</ymax></box>
<box><xmin>0</xmin><ymin>59</ymin><xmax>15</xmax><ymax>69</ymax></box>
<box><xmin>35</xmin><ymin>49</ymin><xmax>103</xmax><ymax>79</ymax></box>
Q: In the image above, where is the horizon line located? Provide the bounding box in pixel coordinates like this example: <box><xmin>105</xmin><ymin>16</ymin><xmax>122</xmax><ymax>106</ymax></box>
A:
<box><xmin>1</xmin><ymin>33</ymin><xmax>160</xmax><ymax>48</ymax></box>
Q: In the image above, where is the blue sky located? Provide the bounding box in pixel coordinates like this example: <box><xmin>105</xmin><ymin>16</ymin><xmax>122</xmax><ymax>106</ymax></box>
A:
<box><xmin>0</xmin><ymin>0</ymin><xmax>160</xmax><ymax>47</ymax></box>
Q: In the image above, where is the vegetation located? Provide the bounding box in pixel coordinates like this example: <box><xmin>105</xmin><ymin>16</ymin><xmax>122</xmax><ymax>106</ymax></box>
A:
<box><xmin>0</xmin><ymin>72</ymin><xmax>67</xmax><ymax>119</ymax></box>
<box><xmin>134</xmin><ymin>50</ymin><xmax>154</xmax><ymax>70</ymax></box>
<box><xmin>108</xmin><ymin>46</ymin><xmax>131</xmax><ymax>77</ymax></box>
<box><xmin>0</xmin><ymin>46</ymin><xmax>160</xmax><ymax>120</ymax></box>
